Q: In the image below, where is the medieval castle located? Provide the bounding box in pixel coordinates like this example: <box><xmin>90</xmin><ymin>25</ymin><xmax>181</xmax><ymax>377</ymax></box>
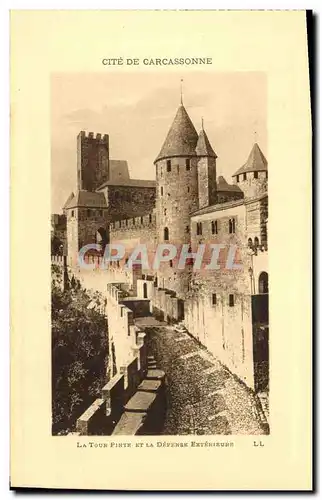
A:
<box><xmin>52</xmin><ymin>99</ymin><xmax>269</xmax><ymax>432</ymax></box>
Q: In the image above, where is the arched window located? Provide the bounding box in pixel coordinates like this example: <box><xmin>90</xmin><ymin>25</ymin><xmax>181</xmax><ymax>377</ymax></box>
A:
<box><xmin>143</xmin><ymin>282</ymin><xmax>148</xmax><ymax>298</ymax></box>
<box><xmin>259</xmin><ymin>271</ymin><xmax>269</xmax><ymax>294</ymax></box>
<box><xmin>96</xmin><ymin>227</ymin><xmax>108</xmax><ymax>247</ymax></box>
<box><xmin>232</xmin><ymin>218</ymin><xmax>236</xmax><ymax>233</ymax></box>
<box><xmin>164</xmin><ymin>208</ymin><xmax>167</xmax><ymax>216</ymax></box>
<box><xmin>254</xmin><ymin>236</ymin><xmax>259</xmax><ymax>248</ymax></box>
<box><xmin>248</xmin><ymin>237</ymin><xmax>253</xmax><ymax>248</ymax></box>
<box><xmin>160</xmin><ymin>186</ymin><xmax>163</xmax><ymax>196</ymax></box>
<box><xmin>164</xmin><ymin>227</ymin><xmax>169</xmax><ymax>241</ymax></box>
<box><xmin>166</xmin><ymin>160</ymin><xmax>171</xmax><ymax>172</ymax></box>
<box><xmin>186</xmin><ymin>159</ymin><xmax>191</xmax><ymax>170</ymax></box>
<box><xmin>169</xmin><ymin>259</ymin><xmax>173</xmax><ymax>268</ymax></box>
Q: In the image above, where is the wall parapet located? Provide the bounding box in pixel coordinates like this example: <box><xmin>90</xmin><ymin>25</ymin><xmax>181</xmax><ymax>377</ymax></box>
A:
<box><xmin>110</xmin><ymin>212</ymin><xmax>156</xmax><ymax>231</ymax></box>
<box><xmin>51</xmin><ymin>255</ymin><xmax>65</xmax><ymax>265</ymax></box>
<box><xmin>75</xmin><ymin>307</ymin><xmax>148</xmax><ymax>435</ymax></box>
<box><xmin>78</xmin><ymin>130</ymin><xmax>109</xmax><ymax>143</ymax></box>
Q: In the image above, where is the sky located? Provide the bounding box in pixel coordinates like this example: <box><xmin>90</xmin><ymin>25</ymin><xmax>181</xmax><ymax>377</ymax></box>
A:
<box><xmin>51</xmin><ymin>72</ymin><xmax>267</xmax><ymax>213</ymax></box>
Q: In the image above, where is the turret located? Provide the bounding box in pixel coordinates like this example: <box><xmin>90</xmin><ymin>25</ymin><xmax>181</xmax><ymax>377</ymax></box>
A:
<box><xmin>232</xmin><ymin>143</ymin><xmax>268</xmax><ymax>198</ymax></box>
<box><xmin>196</xmin><ymin>125</ymin><xmax>217</xmax><ymax>209</ymax></box>
<box><xmin>154</xmin><ymin>104</ymin><xmax>199</xmax><ymax>296</ymax></box>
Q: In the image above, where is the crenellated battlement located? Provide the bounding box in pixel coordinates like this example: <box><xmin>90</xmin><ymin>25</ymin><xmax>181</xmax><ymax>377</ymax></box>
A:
<box><xmin>107</xmin><ymin>283</ymin><xmax>135</xmax><ymax>326</ymax></box>
<box><xmin>110</xmin><ymin>213</ymin><xmax>156</xmax><ymax>231</ymax></box>
<box><xmin>78</xmin><ymin>130</ymin><xmax>109</xmax><ymax>143</ymax></box>
<box><xmin>51</xmin><ymin>255</ymin><xmax>64</xmax><ymax>266</ymax></box>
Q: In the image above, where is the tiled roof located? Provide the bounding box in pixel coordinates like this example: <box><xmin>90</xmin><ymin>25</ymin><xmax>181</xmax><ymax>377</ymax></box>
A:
<box><xmin>196</xmin><ymin>129</ymin><xmax>217</xmax><ymax>158</ymax></box>
<box><xmin>64</xmin><ymin>190</ymin><xmax>107</xmax><ymax>209</ymax></box>
<box><xmin>63</xmin><ymin>192</ymin><xmax>75</xmax><ymax>209</ymax></box>
<box><xmin>233</xmin><ymin>143</ymin><xmax>268</xmax><ymax>176</ymax></box>
<box><xmin>191</xmin><ymin>198</ymin><xmax>245</xmax><ymax>217</ymax></box>
<box><xmin>97</xmin><ymin>178</ymin><xmax>156</xmax><ymax>189</ymax></box>
<box><xmin>217</xmin><ymin>175</ymin><xmax>242</xmax><ymax>193</ymax></box>
<box><xmin>109</xmin><ymin>160</ymin><xmax>130</xmax><ymax>182</ymax></box>
<box><xmin>155</xmin><ymin>105</ymin><xmax>198</xmax><ymax>162</ymax></box>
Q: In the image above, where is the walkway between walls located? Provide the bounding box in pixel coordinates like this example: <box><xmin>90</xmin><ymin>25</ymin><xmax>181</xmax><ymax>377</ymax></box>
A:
<box><xmin>135</xmin><ymin>318</ymin><xmax>268</xmax><ymax>435</ymax></box>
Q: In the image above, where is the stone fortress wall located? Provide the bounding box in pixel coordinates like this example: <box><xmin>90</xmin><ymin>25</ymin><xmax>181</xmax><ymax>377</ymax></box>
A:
<box><xmin>52</xmin><ymin>98</ymin><xmax>269</xmax><ymax>433</ymax></box>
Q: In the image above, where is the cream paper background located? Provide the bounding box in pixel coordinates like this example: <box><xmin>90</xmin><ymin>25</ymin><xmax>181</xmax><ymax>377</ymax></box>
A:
<box><xmin>10</xmin><ymin>10</ymin><xmax>312</xmax><ymax>490</ymax></box>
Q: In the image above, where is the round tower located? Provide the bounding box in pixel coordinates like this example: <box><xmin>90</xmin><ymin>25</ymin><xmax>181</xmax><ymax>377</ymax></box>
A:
<box><xmin>232</xmin><ymin>143</ymin><xmax>268</xmax><ymax>199</ymax></box>
<box><xmin>154</xmin><ymin>104</ymin><xmax>199</xmax><ymax>296</ymax></box>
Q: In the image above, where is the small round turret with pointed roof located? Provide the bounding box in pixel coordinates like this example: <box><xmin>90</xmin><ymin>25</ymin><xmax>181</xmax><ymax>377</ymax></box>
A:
<box><xmin>232</xmin><ymin>142</ymin><xmax>268</xmax><ymax>198</ymax></box>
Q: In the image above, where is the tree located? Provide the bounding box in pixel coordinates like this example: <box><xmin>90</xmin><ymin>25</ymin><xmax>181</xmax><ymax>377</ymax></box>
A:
<box><xmin>51</xmin><ymin>265</ymin><xmax>108</xmax><ymax>434</ymax></box>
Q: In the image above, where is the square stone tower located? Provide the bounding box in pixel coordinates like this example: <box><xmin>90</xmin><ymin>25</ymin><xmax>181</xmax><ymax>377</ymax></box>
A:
<box><xmin>77</xmin><ymin>131</ymin><xmax>110</xmax><ymax>192</ymax></box>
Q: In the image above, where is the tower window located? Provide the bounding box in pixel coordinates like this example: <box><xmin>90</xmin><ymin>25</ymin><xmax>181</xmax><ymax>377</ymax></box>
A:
<box><xmin>254</xmin><ymin>171</ymin><xmax>258</xmax><ymax>179</ymax></box>
<box><xmin>243</xmin><ymin>173</ymin><xmax>247</xmax><ymax>181</ymax></box>
<box><xmin>196</xmin><ymin>222</ymin><xmax>202</xmax><ymax>236</ymax></box>
<box><xmin>185</xmin><ymin>225</ymin><xmax>190</xmax><ymax>233</ymax></box>
<box><xmin>236</xmin><ymin>175</ymin><xmax>239</xmax><ymax>183</ymax></box>
<box><xmin>166</xmin><ymin>160</ymin><xmax>171</xmax><ymax>172</ymax></box>
<box><xmin>229</xmin><ymin>218</ymin><xmax>236</xmax><ymax>234</ymax></box>
<box><xmin>229</xmin><ymin>294</ymin><xmax>234</xmax><ymax>307</ymax></box>
<box><xmin>186</xmin><ymin>159</ymin><xmax>191</xmax><ymax>170</ymax></box>
<box><xmin>164</xmin><ymin>227</ymin><xmax>169</xmax><ymax>241</ymax></box>
<box><xmin>212</xmin><ymin>293</ymin><xmax>217</xmax><ymax>305</ymax></box>
<box><xmin>211</xmin><ymin>220</ymin><xmax>218</xmax><ymax>235</ymax></box>
<box><xmin>169</xmin><ymin>259</ymin><xmax>173</xmax><ymax>268</ymax></box>
<box><xmin>254</xmin><ymin>236</ymin><xmax>259</xmax><ymax>248</ymax></box>
<box><xmin>266</xmin><ymin>172</ymin><xmax>268</xmax><ymax>179</ymax></box>
<box><xmin>187</xmin><ymin>186</ymin><xmax>190</xmax><ymax>193</ymax></box>
<box><xmin>164</xmin><ymin>208</ymin><xmax>167</xmax><ymax>215</ymax></box>
<box><xmin>149</xmin><ymin>214</ymin><xmax>152</xmax><ymax>223</ymax></box>
<box><xmin>160</xmin><ymin>186</ymin><xmax>163</xmax><ymax>196</ymax></box>
<box><xmin>140</xmin><ymin>216</ymin><xmax>143</xmax><ymax>224</ymax></box>
<box><xmin>71</xmin><ymin>210</ymin><xmax>74</xmax><ymax>217</ymax></box>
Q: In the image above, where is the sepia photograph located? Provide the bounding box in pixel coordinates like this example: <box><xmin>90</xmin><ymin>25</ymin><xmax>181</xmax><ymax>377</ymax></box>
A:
<box><xmin>10</xmin><ymin>9</ymin><xmax>312</xmax><ymax>490</ymax></box>
<box><xmin>51</xmin><ymin>72</ymin><xmax>269</xmax><ymax>437</ymax></box>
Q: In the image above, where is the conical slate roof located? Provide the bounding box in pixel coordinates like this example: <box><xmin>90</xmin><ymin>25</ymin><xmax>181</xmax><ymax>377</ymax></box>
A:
<box><xmin>233</xmin><ymin>143</ymin><xmax>267</xmax><ymax>176</ymax></box>
<box><xmin>196</xmin><ymin>128</ymin><xmax>217</xmax><ymax>158</ymax></box>
<box><xmin>155</xmin><ymin>105</ymin><xmax>198</xmax><ymax>162</ymax></box>
<box><xmin>217</xmin><ymin>175</ymin><xmax>242</xmax><ymax>192</ymax></box>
